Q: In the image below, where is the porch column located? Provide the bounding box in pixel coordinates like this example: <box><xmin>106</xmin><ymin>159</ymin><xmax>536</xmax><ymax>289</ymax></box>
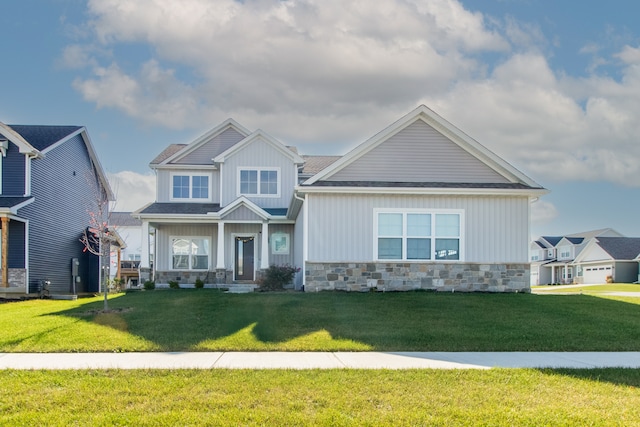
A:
<box><xmin>1</xmin><ymin>216</ymin><xmax>8</xmax><ymax>288</ymax></box>
<box><xmin>140</xmin><ymin>221</ymin><xmax>150</xmax><ymax>268</ymax></box>
<box><xmin>261</xmin><ymin>221</ymin><xmax>269</xmax><ymax>269</ymax></box>
<box><xmin>551</xmin><ymin>266</ymin><xmax>555</xmax><ymax>284</ymax></box>
<box><xmin>216</xmin><ymin>222</ymin><xmax>225</xmax><ymax>269</ymax></box>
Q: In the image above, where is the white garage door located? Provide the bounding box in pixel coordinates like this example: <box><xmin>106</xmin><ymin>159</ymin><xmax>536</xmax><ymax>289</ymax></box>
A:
<box><xmin>582</xmin><ymin>265</ymin><xmax>612</xmax><ymax>284</ymax></box>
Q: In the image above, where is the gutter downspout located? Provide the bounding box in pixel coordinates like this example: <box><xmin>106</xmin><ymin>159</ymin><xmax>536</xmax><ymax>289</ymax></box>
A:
<box><xmin>294</xmin><ymin>191</ymin><xmax>306</xmax><ymax>290</ymax></box>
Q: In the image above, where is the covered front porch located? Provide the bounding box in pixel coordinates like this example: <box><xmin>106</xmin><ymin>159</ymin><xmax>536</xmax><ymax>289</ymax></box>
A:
<box><xmin>137</xmin><ymin>198</ymin><xmax>296</xmax><ymax>287</ymax></box>
<box><xmin>543</xmin><ymin>261</ymin><xmax>574</xmax><ymax>285</ymax></box>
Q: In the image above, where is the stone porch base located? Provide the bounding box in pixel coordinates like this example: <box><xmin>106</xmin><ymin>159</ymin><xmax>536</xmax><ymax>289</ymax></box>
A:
<box><xmin>304</xmin><ymin>262</ymin><xmax>530</xmax><ymax>293</ymax></box>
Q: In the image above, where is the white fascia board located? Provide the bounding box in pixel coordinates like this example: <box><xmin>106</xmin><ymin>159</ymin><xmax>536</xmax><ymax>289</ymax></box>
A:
<box><xmin>161</xmin><ymin>119</ymin><xmax>252</xmax><ymax>166</ymax></box>
<box><xmin>305</xmin><ymin>105</ymin><xmax>543</xmax><ymax>188</ymax></box>
<box><xmin>134</xmin><ymin>214</ymin><xmax>219</xmax><ymax>223</ymax></box>
<box><xmin>0</xmin><ymin>122</ymin><xmax>42</xmax><ymax>157</ymax></box>
<box><xmin>214</xmin><ymin>130</ymin><xmax>305</xmax><ymax>164</ymax></box>
<box><xmin>0</xmin><ymin>197</ymin><xmax>35</xmax><ymax>215</ymax></box>
<box><xmin>217</xmin><ymin>196</ymin><xmax>271</xmax><ymax>220</ymax></box>
<box><xmin>46</xmin><ymin>128</ymin><xmax>115</xmax><ymax>201</ymax></box>
<box><xmin>296</xmin><ymin>185</ymin><xmax>549</xmax><ymax>198</ymax></box>
<box><xmin>151</xmin><ymin>163</ymin><xmax>218</xmax><ymax>171</ymax></box>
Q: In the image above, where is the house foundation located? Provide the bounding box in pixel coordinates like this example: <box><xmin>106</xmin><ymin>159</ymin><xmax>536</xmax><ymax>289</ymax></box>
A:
<box><xmin>304</xmin><ymin>262</ymin><xmax>530</xmax><ymax>293</ymax></box>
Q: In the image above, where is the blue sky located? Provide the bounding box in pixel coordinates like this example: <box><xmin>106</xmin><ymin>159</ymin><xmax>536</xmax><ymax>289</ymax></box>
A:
<box><xmin>2</xmin><ymin>0</ymin><xmax>640</xmax><ymax>238</ymax></box>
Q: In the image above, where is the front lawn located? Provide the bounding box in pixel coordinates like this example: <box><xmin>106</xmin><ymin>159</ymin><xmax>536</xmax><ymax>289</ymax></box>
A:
<box><xmin>2</xmin><ymin>368</ymin><xmax>640</xmax><ymax>426</ymax></box>
<box><xmin>2</xmin><ymin>290</ymin><xmax>640</xmax><ymax>352</ymax></box>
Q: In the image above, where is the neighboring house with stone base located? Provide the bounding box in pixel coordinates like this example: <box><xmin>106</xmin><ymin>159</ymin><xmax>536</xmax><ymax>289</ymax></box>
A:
<box><xmin>134</xmin><ymin>105</ymin><xmax>546</xmax><ymax>292</ymax></box>
<box><xmin>0</xmin><ymin>122</ymin><xmax>113</xmax><ymax>298</ymax></box>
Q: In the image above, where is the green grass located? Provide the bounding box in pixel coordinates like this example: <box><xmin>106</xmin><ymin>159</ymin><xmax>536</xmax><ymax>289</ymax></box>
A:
<box><xmin>533</xmin><ymin>284</ymin><xmax>640</xmax><ymax>294</ymax></box>
<box><xmin>2</xmin><ymin>368</ymin><xmax>640</xmax><ymax>426</ymax></box>
<box><xmin>3</xmin><ymin>290</ymin><xmax>640</xmax><ymax>352</ymax></box>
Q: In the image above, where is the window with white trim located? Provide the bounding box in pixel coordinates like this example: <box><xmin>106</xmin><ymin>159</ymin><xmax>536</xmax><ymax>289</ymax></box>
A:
<box><xmin>171</xmin><ymin>237</ymin><xmax>210</xmax><ymax>270</ymax></box>
<box><xmin>375</xmin><ymin>210</ymin><xmax>462</xmax><ymax>261</ymax></box>
<box><xmin>238</xmin><ymin>168</ymin><xmax>280</xmax><ymax>197</ymax></box>
<box><xmin>559</xmin><ymin>245</ymin><xmax>571</xmax><ymax>259</ymax></box>
<box><xmin>171</xmin><ymin>174</ymin><xmax>210</xmax><ymax>200</ymax></box>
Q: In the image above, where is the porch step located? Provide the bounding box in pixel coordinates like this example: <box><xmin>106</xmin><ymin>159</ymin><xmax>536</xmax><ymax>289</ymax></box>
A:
<box><xmin>225</xmin><ymin>284</ymin><xmax>259</xmax><ymax>294</ymax></box>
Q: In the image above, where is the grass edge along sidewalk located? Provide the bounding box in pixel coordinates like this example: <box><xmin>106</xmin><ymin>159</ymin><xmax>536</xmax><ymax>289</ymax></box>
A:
<box><xmin>2</xmin><ymin>290</ymin><xmax>640</xmax><ymax>352</ymax></box>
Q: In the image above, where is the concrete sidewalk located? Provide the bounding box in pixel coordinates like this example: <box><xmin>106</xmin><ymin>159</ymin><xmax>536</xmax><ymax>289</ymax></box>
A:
<box><xmin>1</xmin><ymin>352</ymin><xmax>639</xmax><ymax>370</ymax></box>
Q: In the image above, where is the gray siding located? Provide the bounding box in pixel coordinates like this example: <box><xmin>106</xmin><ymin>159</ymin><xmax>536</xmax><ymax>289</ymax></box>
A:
<box><xmin>327</xmin><ymin>120</ymin><xmax>510</xmax><ymax>183</ymax></box>
<box><xmin>306</xmin><ymin>193</ymin><xmax>530</xmax><ymax>263</ymax></box>
<box><xmin>174</xmin><ymin>128</ymin><xmax>246</xmax><ymax>165</ymax></box>
<box><xmin>220</xmin><ymin>138</ymin><xmax>297</xmax><ymax>208</ymax></box>
<box><xmin>3</xmin><ymin>143</ymin><xmax>26</xmax><ymax>195</ymax></box>
<box><xmin>223</xmin><ymin>205</ymin><xmax>263</xmax><ymax>221</ymax></box>
<box><xmin>156</xmin><ymin>169</ymin><xmax>220</xmax><ymax>203</ymax></box>
<box><xmin>19</xmin><ymin>133</ymin><xmax>105</xmax><ymax>294</ymax></box>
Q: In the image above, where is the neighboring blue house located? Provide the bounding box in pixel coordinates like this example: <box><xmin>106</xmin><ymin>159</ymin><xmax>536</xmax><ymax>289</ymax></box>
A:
<box><xmin>0</xmin><ymin>122</ymin><xmax>113</xmax><ymax>298</ymax></box>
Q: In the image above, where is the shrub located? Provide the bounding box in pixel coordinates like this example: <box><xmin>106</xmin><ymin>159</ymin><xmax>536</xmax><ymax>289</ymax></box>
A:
<box><xmin>143</xmin><ymin>280</ymin><xmax>155</xmax><ymax>290</ymax></box>
<box><xmin>195</xmin><ymin>278</ymin><xmax>205</xmax><ymax>289</ymax></box>
<box><xmin>261</xmin><ymin>265</ymin><xmax>300</xmax><ymax>291</ymax></box>
<box><xmin>169</xmin><ymin>280</ymin><xmax>180</xmax><ymax>289</ymax></box>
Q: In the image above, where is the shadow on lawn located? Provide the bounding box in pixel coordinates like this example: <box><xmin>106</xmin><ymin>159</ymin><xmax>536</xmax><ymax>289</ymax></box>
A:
<box><xmin>53</xmin><ymin>290</ymin><xmax>640</xmax><ymax>352</ymax></box>
<box><xmin>537</xmin><ymin>368</ymin><xmax>640</xmax><ymax>388</ymax></box>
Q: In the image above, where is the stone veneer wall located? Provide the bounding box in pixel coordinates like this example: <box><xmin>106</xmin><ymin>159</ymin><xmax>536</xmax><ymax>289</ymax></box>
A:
<box><xmin>8</xmin><ymin>269</ymin><xmax>26</xmax><ymax>288</ymax></box>
<box><xmin>304</xmin><ymin>262</ymin><xmax>530</xmax><ymax>293</ymax></box>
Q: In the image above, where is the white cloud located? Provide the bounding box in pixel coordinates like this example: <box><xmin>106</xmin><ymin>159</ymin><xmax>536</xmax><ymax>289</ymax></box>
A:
<box><xmin>531</xmin><ymin>199</ymin><xmax>558</xmax><ymax>225</ymax></box>
<box><xmin>107</xmin><ymin>171</ymin><xmax>156</xmax><ymax>212</ymax></box>
<box><xmin>68</xmin><ymin>1</ymin><xmax>640</xmax><ymax>188</ymax></box>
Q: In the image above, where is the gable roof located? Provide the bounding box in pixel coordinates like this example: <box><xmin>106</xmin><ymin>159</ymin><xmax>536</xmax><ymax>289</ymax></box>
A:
<box><xmin>0</xmin><ymin>122</ymin><xmax>41</xmax><ymax>157</ymax></box>
<box><xmin>1</xmin><ymin>124</ymin><xmax>114</xmax><ymax>201</ymax></box>
<box><xmin>6</xmin><ymin>125</ymin><xmax>83</xmax><ymax>151</ymax></box>
<box><xmin>594</xmin><ymin>237</ymin><xmax>640</xmax><ymax>260</ymax></box>
<box><xmin>150</xmin><ymin>144</ymin><xmax>188</xmax><ymax>165</ymax></box>
<box><xmin>0</xmin><ymin>196</ymin><xmax>34</xmax><ymax>214</ymax></box>
<box><xmin>154</xmin><ymin>119</ymin><xmax>251</xmax><ymax>167</ymax></box>
<box><xmin>540</xmin><ymin>236</ymin><xmax>563</xmax><ymax>247</ymax></box>
<box><xmin>213</xmin><ymin>129</ymin><xmax>305</xmax><ymax>164</ymax></box>
<box><xmin>303</xmin><ymin>105</ymin><xmax>544</xmax><ymax>190</ymax></box>
<box><xmin>109</xmin><ymin>212</ymin><xmax>142</xmax><ymax>227</ymax></box>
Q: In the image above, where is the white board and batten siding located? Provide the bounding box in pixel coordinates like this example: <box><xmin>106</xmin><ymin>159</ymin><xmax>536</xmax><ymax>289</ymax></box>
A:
<box><xmin>155</xmin><ymin>224</ymin><xmax>217</xmax><ymax>271</ymax></box>
<box><xmin>154</xmin><ymin>223</ymin><xmax>295</xmax><ymax>271</ymax></box>
<box><xmin>306</xmin><ymin>193</ymin><xmax>530</xmax><ymax>264</ymax></box>
<box><xmin>327</xmin><ymin>121</ymin><xmax>511</xmax><ymax>184</ymax></box>
<box><xmin>220</xmin><ymin>138</ymin><xmax>298</xmax><ymax>208</ymax></box>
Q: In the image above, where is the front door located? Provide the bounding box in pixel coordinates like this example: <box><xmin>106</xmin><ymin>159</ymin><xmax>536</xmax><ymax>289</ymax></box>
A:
<box><xmin>235</xmin><ymin>236</ymin><xmax>255</xmax><ymax>280</ymax></box>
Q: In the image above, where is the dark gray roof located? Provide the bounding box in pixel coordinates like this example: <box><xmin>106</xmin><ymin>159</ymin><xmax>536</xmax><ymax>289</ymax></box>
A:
<box><xmin>139</xmin><ymin>203</ymin><xmax>287</xmax><ymax>217</ymax></box>
<box><xmin>565</xmin><ymin>237</ymin><xmax>584</xmax><ymax>244</ymax></box>
<box><xmin>150</xmin><ymin>144</ymin><xmax>188</xmax><ymax>165</ymax></box>
<box><xmin>595</xmin><ymin>237</ymin><xmax>640</xmax><ymax>260</ymax></box>
<box><xmin>304</xmin><ymin>181</ymin><xmax>540</xmax><ymax>189</ymax></box>
<box><xmin>534</xmin><ymin>240</ymin><xmax>547</xmax><ymax>249</ymax></box>
<box><xmin>110</xmin><ymin>212</ymin><xmax>142</xmax><ymax>227</ymax></box>
<box><xmin>541</xmin><ymin>236</ymin><xmax>563</xmax><ymax>247</ymax></box>
<box><xmin>264</xmin><ymin>208</ymin><xmax>288</xmax><ymax>216</ymax></box>
<box><xmin>301</xmin><ymin>155</ymin><xmax>342</xmax><ymax>175</ymax></box>
<box><xmin>0</xmin><ymin>196</ymin><xmax>33</xmax><ymax>208</ymax></box>
<box><xmin>3</xmin><ymin>125</ymin><xmax>82</xmax><ymax>151</ymax></box>
<box><xmin>139</xmin><ymin>203</ymin><xmax>222</xmax><ymax>215</ymax></box>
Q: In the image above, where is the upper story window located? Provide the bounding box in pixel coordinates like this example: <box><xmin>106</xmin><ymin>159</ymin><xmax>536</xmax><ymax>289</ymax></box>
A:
<box><xmin>375</xmin><ymin>209</ymin><xmax>463</xmax><ymax>261</ymax></box>
<box><xmin>238</xmin><ymin>168</ymin><xmax>280</xmax><ymax>197</ymax></box>
<box><xmin>171</xmin><ymin>174</ymin><xmax>210</xmax><ymax>201</ymax></box>
<box><xmin>559</xmin><ymin>246</ymin><xmax>571</xmax><ymax>259</ymax></box>
<box><xmin>531</xmin><ymin>252</ymin><xmax>540</xmax><ymax>261</ymax></box>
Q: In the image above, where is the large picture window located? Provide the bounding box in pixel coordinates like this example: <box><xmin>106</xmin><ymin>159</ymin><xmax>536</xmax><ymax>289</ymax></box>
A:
<box><xmin>171</xmin><ymin>174</ymin><xmax>210</xmax><ymax>200</ymax></box>
<box><xmin>238</xmin><ymin>168</ymin><xmax>279</xmax><ymax>196</ymax></box>
<box><xmin>171</xmin><ymin>237</ymin><xmax>210</xmax><ymax>270</ymax></box>
<box><xmin>375</xmin><ymin>210</ymin><xmax>462</xmax><ymax>261</ymax></box>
